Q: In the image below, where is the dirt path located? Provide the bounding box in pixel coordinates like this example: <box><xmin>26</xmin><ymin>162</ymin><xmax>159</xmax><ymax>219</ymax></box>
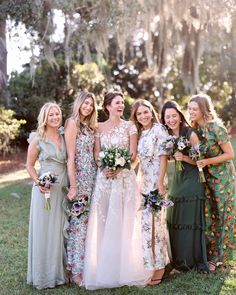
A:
<box><xmin>0</xmin><ymin>151</ymin><xmax>27</xmax><ymax>175</ymax></box>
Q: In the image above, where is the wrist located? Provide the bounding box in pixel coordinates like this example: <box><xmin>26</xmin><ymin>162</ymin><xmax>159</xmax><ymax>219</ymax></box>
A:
<box><xmin>70</xmin><ymin>185</ymin><xmax>77</xmax><ymax>189</ymax></box>
<box><xmin>35</xmin><ymin>178</ymin><xmax>40</xmax><ymax>185</ymax></box>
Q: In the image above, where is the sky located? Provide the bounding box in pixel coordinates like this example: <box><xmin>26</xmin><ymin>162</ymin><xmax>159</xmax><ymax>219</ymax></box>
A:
<box><xmin>6</xmin><ymin>10</ymin><xmax>65</xmax><ymax>75</ymax></box>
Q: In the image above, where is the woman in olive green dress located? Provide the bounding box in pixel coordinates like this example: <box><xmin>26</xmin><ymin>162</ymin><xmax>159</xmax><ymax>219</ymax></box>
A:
<box><xmin>188</xmin><ymin>94</ymin><xmax>235</xmax><ymax>272</ymax></box>
<box><xmin>161</xmin><ymin>101</ymin><xmax>209</xmax><ymax>273</ymax></box>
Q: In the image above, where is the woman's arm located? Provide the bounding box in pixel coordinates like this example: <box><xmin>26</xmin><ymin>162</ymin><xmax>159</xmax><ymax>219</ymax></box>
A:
<box><xmin>198</xmin><ymin>141</ymin><xmax>234</xmax><ymax>168</ymax></box>
<box><xmin>156</xmin><ymin>155</ymin><xmax>168</xmax><ymax>195</ymax></box>
<box><xmin>64</xmin><ymin>119</ymin><xmax>77</xmax><ymax>200</ymax></box>
<box><xmin>94</xmin><ymin>126</ymin><xmax>101</xmax><ymax>162</ymax></box>
<box><xmin>26</xmin><ymin>138</ymin><xmax>47</xmax><ymax>193</ymax></box>
<box><xmin>26</xmin><ymin>138</ymin><xmax>40</xmax><ymax>183</ymax></box>
<box><xmin>129</xmin><ymin>132</ymin><xmax>138</xmax><ymax>161</ymax></box>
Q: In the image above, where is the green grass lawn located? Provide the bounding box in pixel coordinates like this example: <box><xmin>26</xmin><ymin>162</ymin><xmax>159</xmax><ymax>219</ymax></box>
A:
<box><xmin>0</xmin><ymin>138</ymin><xmax>236</xmax><ymax>295</ymax></box>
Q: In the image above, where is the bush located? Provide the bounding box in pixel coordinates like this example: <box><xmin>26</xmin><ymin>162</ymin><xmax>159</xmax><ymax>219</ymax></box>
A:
<box><xmin>0</xmin><ymin>105</ymin><xmax>26</xmax><ymax>154</ymax></box>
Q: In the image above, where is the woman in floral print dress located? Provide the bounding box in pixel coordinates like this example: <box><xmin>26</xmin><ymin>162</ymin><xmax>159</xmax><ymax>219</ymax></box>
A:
<box><xmin>131</xmin><ymin>99</ymin><xmax>171</xmax><ymax>285</ymax></box>
<box><xmin>188</xmin><ymin>94</ymin><xmax>235</xmax><ymax>271</ymax></box>
<box><xmin>64</xmin><ymin>91</ymin><xmax>97</xmax><ymax>284</ymax></box>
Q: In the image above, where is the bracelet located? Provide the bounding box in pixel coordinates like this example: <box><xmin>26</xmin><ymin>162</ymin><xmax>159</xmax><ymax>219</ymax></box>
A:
<box><xmin>70</xmin><ymin>186</ymin><xmax>77</xmax><ymax>189</ymax></box>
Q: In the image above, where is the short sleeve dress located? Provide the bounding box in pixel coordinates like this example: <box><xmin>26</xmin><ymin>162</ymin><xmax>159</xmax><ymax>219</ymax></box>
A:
<box><xmin>137</xmin><ymin>123</ymin><xmax>171</xmax><ymax>270</ymax></box>
<box><xmin>200</xmin><ymin>121</ymin><xmax>236</xmax><ymax>262</ymax></box>
<box><xmin>27</xmin><ymin>135</ymin><xmax>68</xmax><ymax>289</ymax></box>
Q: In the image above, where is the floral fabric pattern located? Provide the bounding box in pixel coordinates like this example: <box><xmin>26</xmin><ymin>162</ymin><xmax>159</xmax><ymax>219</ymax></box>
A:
<box><xmin>66</xmin><ymin>126</ymin><xmax>97</xmax><ymax>276</ymax></box>
<box><xmin>201</xmin><ymin>121</ymin><xmax>236</xmax><ymax>262</ymax></box>
<box><xmin>137</xmin><ymin>123</ymin><xmax>170</xmax><ymax>270</ymax></box>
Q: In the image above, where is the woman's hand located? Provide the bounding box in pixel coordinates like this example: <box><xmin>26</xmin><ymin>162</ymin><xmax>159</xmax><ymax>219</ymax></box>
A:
<box><xmin>196</xmin><ymin>159</ymin><xmax>209</xmax><ymax>169</ymax></box>
<box><xmin>156</xmin><ymin>181</ymin><xmax>167</xmax><ymax>196</ymax></box>
<box><xmin>174</xmin><ymin>151</ymin><xmax>184</xmax><ymax>161</ymax></box>
<box><xmin>103</xmin><ymin>167</ymin><xmax>122</xmax><ymax>179</ymax></box>
<box><xmin>39</xmin><ymin>186</ymin><xmax>50</xmax><ymax>194</ymax></box>
<box><xmin>67</xmin><ymin>187</ymin><xmax>77</xmax><ymax>201</ymax></box>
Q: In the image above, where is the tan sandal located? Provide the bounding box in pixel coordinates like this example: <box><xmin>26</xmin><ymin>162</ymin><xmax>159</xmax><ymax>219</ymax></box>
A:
<box><xmin>208</xmin><ymin>261</ymin><xmax>217</xmax><ymax>272</ymax></box>
<box><xmin>148</xmin><ymin>278</ymin><xmax>162</xmax><ymax>286</ymax></box>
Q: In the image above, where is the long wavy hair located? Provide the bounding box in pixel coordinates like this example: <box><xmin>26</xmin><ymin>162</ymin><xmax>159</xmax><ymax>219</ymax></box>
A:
<box><xmin>130</xmin><ymin>99</ymin><xmax>160</xmax><ymax>138</ymax></box>
<box><xmin>37</xmin><ymin>102</ymin><xmax>62</xmax><ymax>139</ymax></box>
<box><xmin>160</xmin><ymin>100</ymin><xmax>190</xmax><ymax>136</ymax></box>
<box><xmin>188</xmin><ymin>93</ymin><xmax>219</xmax><ymax>127</ymax></box>
<box><xmin>71</xmin><ymin>91</ymin><xmax>97</xmax><ymax>132</ymax></box>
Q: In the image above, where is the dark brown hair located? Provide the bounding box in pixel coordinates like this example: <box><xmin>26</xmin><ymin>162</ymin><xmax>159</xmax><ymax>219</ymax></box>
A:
<box><xmin>160</xmin><ymin>100</ymin><xmax>190</xmax><ymax>136</ymax></box>
<box><xmin>103</xmin><ymin>91</ymin><xmax>124</xmax><ymax>117</ymax></box>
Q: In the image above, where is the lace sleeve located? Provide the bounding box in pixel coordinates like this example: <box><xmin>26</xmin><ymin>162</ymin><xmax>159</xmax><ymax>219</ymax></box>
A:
<box><xmin>129</xmin><ymin>122</ymin><xmax>137</xmax><ymax>136</ymax></box>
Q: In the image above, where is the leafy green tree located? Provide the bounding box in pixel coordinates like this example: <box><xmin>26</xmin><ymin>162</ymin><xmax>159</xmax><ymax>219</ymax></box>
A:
<box><xmin>0</xmin><ymin>105</ymin><xmax>26</xmax><ymax>154</ymax></box>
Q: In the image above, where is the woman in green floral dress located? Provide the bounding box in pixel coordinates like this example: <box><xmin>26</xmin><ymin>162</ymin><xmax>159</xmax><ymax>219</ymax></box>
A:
<box><xmin>188</xmin><ymin>94</ymin><xmax>236</xmax><ymax>271</ymax></box>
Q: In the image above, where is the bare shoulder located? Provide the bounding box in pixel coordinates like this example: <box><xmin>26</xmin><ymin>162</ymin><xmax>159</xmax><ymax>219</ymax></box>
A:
<box><xmin>65</xmin><ymin>118</ymin><xmax>77</xmax><ymax>131</ymax></box>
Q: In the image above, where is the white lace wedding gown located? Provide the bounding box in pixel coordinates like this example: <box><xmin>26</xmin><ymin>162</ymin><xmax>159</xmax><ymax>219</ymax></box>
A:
<box><xmin>84</xmin><ymin>120</ymin><xmax>152</xmax><ymax>290</ymax></box>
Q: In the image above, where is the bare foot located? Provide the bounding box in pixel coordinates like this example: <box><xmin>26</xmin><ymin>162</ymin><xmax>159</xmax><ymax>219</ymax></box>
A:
<box><xmin>169</xmin><ymin>268</ymin><xmax>181</xmax><ymax>275</ymax></box>
<box><xmin>148</xmin><ymin>278</ymin><xmax>162</xmax><ymax>286</ymax></box>
<box><xmin>72</xmin><ymin>273</ymin><xmax>83</xmax><ymax>285</ymax></box>
<box><xmin>208</xmin><ymin>261</ymin><xmax>217</xmax><ymax>272</ymax></box>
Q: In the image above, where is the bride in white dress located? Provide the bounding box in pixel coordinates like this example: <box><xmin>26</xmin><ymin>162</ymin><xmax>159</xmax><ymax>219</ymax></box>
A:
<box><xmin>84</xmin><ymin>91</ymin><xmax>152</xmax><ymax>290</ymax></box>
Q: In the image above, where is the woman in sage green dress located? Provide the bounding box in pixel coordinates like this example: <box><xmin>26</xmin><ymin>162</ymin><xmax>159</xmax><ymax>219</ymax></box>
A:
<box><xmin>188</xmin><ymin>94</ymin><xmax>235</xmax><ymax>272</ymax></box>
<box><xmin>161</xmin><ymin>100</ymin><xmax>209</xmax><ymax>273</ymax></box>
<box><xmin>26</xmin><ymin>102</ymin><xmax>68</xmax><ymax>289</ymax></box>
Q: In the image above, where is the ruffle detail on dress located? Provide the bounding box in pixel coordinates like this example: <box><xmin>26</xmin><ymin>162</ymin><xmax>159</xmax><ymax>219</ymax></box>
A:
<box><xmin>168</xmin><ymin>195</ymin><xmax>206</xmax><ymax>203</ymax></box>
<box><xmin>167</xmin><ymin>222</ymin><xmax>204</xmax><ymax>230</ymax></box>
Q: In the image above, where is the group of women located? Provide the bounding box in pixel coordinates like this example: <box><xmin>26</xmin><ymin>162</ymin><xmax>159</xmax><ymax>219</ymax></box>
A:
<box><xmin>26</xmin><ymin>91</ymin><xmax>235</xmax><ymax>290</ymax></box>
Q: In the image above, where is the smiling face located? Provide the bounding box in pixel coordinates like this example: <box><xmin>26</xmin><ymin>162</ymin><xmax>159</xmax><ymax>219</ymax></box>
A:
<box><xmin>188</xmin><ymin>101</ymin><xmax>204</xmax><ymax>124</ymax></box>
<box><xmin>164</xmin><ymin>108</ymin><xmax>181</xmax><ymax>134</ymax></box>
<box><xmin>107</xmin><ymin>95</ymin><xmax>125</xmax><ymax>117</ymax></box>
<box><xmin>46</xmin><ymin>106</ymin><xmax>62</xmax><ymax>129</ymax></box>
<box><xmin>80</xmin><ymin>96</ymin><xmax>94</xmax><ymax>120</ymax></box>
<box><xmin>136</xmin><ymin>105</ymin><xmax>153</xmax><ymax>130</ymax></box>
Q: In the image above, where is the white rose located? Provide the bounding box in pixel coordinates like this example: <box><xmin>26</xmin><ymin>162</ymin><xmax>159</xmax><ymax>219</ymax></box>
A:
<box><xmin>99</xmin><ymin>151</ymin><xmax>105</xmax><ymax>158</ymax></box>
<box><xmin>115</xmin><ymin>157</ymin><xmax>126</xmax><ymax>167</ymax></box>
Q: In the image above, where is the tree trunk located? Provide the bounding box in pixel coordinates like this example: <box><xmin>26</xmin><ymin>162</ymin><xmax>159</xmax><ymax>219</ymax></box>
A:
<box><xmin>0</xmin><ymin>17</ymin><xmax>7</xmax><ymax>103</ymax></box>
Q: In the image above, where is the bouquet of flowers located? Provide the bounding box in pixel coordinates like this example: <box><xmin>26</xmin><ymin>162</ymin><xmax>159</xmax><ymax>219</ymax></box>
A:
<box><xmin>189</xmin><ymin>143</ymin><xmax>208</xmax><ymax>182</ymax></box>
<box><xmin>141</xmin><ymin>189</ymin><xmax>174</xmax><ymax>213</ymax></box>
<box><xmin>98</xmin><ymin>146</ymin><xmax>131</xmax><ymax>171</ymax></box>
<box><xmin>162</xmin><ymin>135</ymin><xmax>190</xmax><ymax>171</ymax></box>
<box><xmin>64</xmin><ymin>194</ymin><xmax>89</xmax><ymax>219</ymax></box>
<box><xmin>37</xmin><ymin>172</ymin><xmax>57</xmax><ymax>210</ymax></box>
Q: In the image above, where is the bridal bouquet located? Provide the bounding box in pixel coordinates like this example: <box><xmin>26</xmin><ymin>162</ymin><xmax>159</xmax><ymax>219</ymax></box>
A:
<box><xmin>189</xmin><ymin>143</ymin><xmax>208</xmax><ymax>182</ymax></box>
<box><xmin>162</xmin><ymin>135</ymin><xmax>190</xmax><ymax>171</ymax></box>
<box><xmin>98</xmin><ymin>147</ymin><xmax>131</xmax><ymax>171</ymax></box>
<box><xmin>37</xmin><ymin>172</ymin><xmax>57</xmax><ymax>210</ymax></box>
<box><xmin>141</xmin><ymin>189</ymin><xmax>174</xmax><ymax>213</ymax></box>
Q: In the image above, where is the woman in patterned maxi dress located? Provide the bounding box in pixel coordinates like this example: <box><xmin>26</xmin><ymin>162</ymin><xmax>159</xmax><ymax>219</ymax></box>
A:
<box><xmin>188</xmin><ymin>94</ymin><xmax>236</xmax><ymax>271</ymax></box>
<box><xmin>131</xmin><ymin>99</ymin><xmax>171</xmax><ymax>285</ymax></box>
<box><xmin>64</xmin><ymin>91</ymin><xmax>97</xmax><ymax>285</ymax></box>
<box><xmin>84</xmin><ymin>92</ymin><xmax>152</xmax><ymax>290</ymax></box>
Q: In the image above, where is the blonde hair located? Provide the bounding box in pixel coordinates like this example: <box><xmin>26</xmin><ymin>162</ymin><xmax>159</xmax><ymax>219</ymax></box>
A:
<box><xmin>37</xmin><ymin>102</ymin><xmax>62</xmax><ymax>139</ymax></box>
<box><xmin>189</xmin><ymin>93</ymin><xmax>218</xmax><ymax>127</ymax></box>
<box><xmin>71</xmin><ymin>91</ymin><xmax>97</xmax><ymax>132</ymax></box>
<box><xmin>130</xmin><ymin>99</ymin><xmax>160</xmax><ymax>137</ymax></box>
